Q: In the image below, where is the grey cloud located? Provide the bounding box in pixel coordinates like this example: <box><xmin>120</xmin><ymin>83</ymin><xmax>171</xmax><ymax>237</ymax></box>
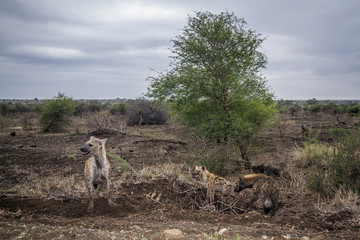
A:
<box><xmin>0</xmin><ymin>0</ymin><xmax>359</xmax><ymax>99</ymax></box>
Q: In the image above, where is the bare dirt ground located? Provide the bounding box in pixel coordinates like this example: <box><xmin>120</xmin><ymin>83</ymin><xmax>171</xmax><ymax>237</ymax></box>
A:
<box><xmin>0</xmin><ymin>114</ymin><xmax>359</xmax><ymax>239</ymax></box>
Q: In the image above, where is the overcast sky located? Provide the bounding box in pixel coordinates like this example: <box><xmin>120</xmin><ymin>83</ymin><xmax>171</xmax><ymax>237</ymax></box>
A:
<box><xmin>0</xmin><ymin>0</ymin><xmax>359</xmax><ymax>100</ymax></box>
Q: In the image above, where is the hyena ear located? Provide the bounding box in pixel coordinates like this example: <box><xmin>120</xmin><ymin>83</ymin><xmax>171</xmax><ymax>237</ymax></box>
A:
<box><xmin>202</xmin><ymin>166</ymin><xmax>206</xmax><ymax>171</ymax></box>
<box><xmin>90</xmin><ymin>136</ymin><xmax>95</xmax><ymax>140</ymax></box>
<box><xmin>101</xmin><ymin>138</ymin><xmax>108</xmax><ymax>145</ymax></box>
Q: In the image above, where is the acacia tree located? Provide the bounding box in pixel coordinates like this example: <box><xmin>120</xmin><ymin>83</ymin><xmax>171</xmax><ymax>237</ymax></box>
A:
<box><xmin>147</xmin><ymin>11</ymin><xmax>277</xmax><ymax>164</ymax></box>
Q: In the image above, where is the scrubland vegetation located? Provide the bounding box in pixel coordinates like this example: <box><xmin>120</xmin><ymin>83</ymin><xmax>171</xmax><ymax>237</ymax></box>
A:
<box><xmin>1</xmin><ymin>11</ymin><xmax>360</xmax><ymax>240</ymax></box>
<box><xmin>1</xmin><ymin>96</ymin><xmax>360</xmax><ymax>219</ymax></box>
<box><xmin>1</xmin><ymin>95</ymin><xmax>360</xmax><ymax>239</ymax></box>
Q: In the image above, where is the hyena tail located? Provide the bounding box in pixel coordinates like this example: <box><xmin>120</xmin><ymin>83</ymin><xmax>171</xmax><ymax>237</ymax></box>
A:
<box><xmin>242</xmin><ymin>173</ymin><xmax>272</xmax><ymax>181</ymax></box>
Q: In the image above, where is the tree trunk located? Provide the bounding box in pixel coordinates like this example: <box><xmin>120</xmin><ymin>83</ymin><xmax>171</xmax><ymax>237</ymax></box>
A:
<box><xmin>238</xmin><ymin>142</ymin><xmax>251</xmax><ymax>169</ymax></box>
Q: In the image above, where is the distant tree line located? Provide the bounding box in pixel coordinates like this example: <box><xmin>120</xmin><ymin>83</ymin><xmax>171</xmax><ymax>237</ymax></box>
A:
<box><xmin>2</xmin><ymin>95</ymin><xmax>360</xmax><ymax>133</ymax></box>
<box><xmin>276</xmin><ymin>98</ymin><xmax>360</xmax><ymax>117</ymax></box>
<box><xmin>0</xmin><ymin>93</ymin><xmax>168</xmax><ymax>132</ymax></box>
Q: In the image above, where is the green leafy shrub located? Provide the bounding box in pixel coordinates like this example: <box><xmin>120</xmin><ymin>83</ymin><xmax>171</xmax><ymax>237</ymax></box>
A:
<box><xmin>109</xmin><ymin>102</ymin><xmax>127</xmax><ymax>115</ymax></box>
<box><xmin>329</xmin><ymin>127</ymin><xmax>348</xmax><ymax>141</ymax></box>
<box><xmin>40</xmin><ymin>93</ymin><xmax>76</xmax><ymax>132</ymax></box>
<box><xmin>307</xmin><ymin>168</ymin><xmax>328</xmax><ymax>196</ymax></box>
<box><xmin>309</xmin><ymin>104</ymin><xmax>322</xmax><ymax>114</ymax></box>
<box><xmin>0</xmin><ymin>102</ymin><xmax>39</xmax><ymax>116</ymax></box>
<box><xmin>303</xmin><ymin>129</ymin><xmax>360</xmax><ymax>196</ymax></box>
<box><xmin>0</xmin><ymin>115</ymin><xmax>8</xmax><ymax>128</ymax></box>
<box><xmin>328</xmin><ymin>130</ymin><xmax>360</xmax><ymax>191</ymax></box>
<box><xmin>347</xmin><ymin>104</ymin><xmax>360</xmax><ymax>116</ymax></box>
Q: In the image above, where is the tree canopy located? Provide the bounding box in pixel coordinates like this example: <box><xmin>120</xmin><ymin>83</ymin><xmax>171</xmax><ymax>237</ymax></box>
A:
<box><xmin>147</xmin><ymin>11</ymin><xmax>277</xmax><ymax>161</ymax></box>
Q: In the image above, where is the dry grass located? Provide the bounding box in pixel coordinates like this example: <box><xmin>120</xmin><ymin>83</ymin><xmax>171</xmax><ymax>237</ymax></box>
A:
<box><xmin>276</xmin><ymin>119</ymin><xmax>296</xmax><ymax>137</ymax></box>
<box><xmin>293</xmin><ymin>142</ymin><xmax>334</xmax><ymax>168</ymax></box>
<box><xmin>10</xmin><ymin>166</ymin><xmax>86</xmax><ymax>199</ymax></box>
<box><xmin>284</xmin><ymin>160</ymin><xmax>309</xmax><ymax>197</ymax></box>
<box><xmin>315</xmin><ymin>188</ymin><xmax>360</xmax><ymax>226</ymax></box>
<box><xmin>121</xmin><ymin>162</ymin><xmax>192</xmax><ymax>184</ymax></box>
<box><xmin>332</xmin><ymin>189</ymin><xmax>360</xmax><ymax>213</ymax></box>
<box><xmin>291</xmin><ymin>140</ymin><xmax>360</xmax><ymax>226</ymax></box>
<box><xmin>172</xmin><ymin>179</ymin><xmax>243</xmax><ymax>214</ymax></box>
<box><xmin>86</xmin><ymin>112</ymin><xmax>127</xmax><ymax>134</ymax></box>
<box><xmin>70</xmin><ymin>114</ymin><xmax>127</xmax><ymax>134</ymax></box>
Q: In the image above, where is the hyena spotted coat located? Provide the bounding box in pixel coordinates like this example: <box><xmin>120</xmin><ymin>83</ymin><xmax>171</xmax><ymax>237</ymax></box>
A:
<box><xmin>193</xmin><ymin>166</ymin><xmax>233</xmax><ymax>203</ymax></box>
<box><xmin>80</xmin><ymin>136</ymin><xmax>117</xmax><ymax>213</ymax></box>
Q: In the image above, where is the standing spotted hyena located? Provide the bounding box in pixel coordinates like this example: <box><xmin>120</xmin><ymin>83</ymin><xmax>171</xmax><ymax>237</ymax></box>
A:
<box><xmin>193</xmin><ymin>166</ymin><xmax>233</xmax><ymax>203</ymax></box>
<box><xmin>234</xmin><ymin>173</ymin><xmax>279</xmax><ymax>215</ymax></box>
<box><xmin>80</xmin><ymin>136</ymin><xmax>117</xmax><ymax>213</ymax></box>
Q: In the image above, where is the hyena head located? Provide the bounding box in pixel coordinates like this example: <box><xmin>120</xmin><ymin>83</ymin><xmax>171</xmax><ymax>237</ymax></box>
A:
<box><xmin>234</xmin><ymin>177</ymin><xmax>253</xmax><ymax>192</ymax></box>
<box><xmin>193</xmin><ymin>166</ymin><xmax>206</xmax><ymax>181</ymax></box>
<box><xmin>263</xmin><ymin>197</ymin><xmax>273</xmax><ymax>214</ymax></box>
<box><xmin>80</xmin><ymin>136</ymin><xmax>107</xmax><ymax>156</ymax></box>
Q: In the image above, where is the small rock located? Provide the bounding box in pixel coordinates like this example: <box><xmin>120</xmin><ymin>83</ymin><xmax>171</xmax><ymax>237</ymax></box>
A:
<box><xmin>164</xmin><ymin>228</ymin><xmax>183</xmax><ymax>237</ymax></box>
<box><xmin>14</xmin><ymin>209</ymin><xmax>22</xmax><ymax>218</ymax></box>
<box><xmin>132</xmin><ymin>225</ymin><xmax>141</xmax><ymax>230</ymax></box>
<box><xmin>283</xmin><ymin>234</ymin><xmax>299</xmax><ymax>239</ymax></box>
<box><xmin>218</xmin><ymin>228</ymin><xmax>227</xmax><ymax>235</ymax></box>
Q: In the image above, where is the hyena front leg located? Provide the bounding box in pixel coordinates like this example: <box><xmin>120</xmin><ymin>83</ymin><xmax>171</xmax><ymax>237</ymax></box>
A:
<box><xmin>86</xmin><ymin>181</ymin><xmax>95</xmax><ymax>213</ymax></box>
<box><xmin>105</xmin><ymin>178</ymin><xmax>117</xmax><ymax>207</ymax></box>
<box><xmin>207</xmin><ymin>187</ymin><xmax>215</xmax><ymax>204</ymax></box>
<box><xmin>247</xmin><ymin>194</ymin><xmax>259</xmax><ymax>210</ymax></box>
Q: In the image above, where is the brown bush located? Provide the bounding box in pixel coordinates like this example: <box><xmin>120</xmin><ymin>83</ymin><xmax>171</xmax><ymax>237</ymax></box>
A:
<box><xmin>126</xmin><ymin>99</ymin><xmax>167</xmax><ymax>126</ymax></box>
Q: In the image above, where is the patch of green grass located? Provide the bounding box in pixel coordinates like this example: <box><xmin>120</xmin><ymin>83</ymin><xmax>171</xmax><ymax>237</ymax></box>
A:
<box><xmin>204</xmin><ymin>232</ymin><xmax>221</xmax><ymax>240</ymax></box>
<box><xmin>107</xmin><ymin>150</ymin><xmax>135</xmax><ymax>172</ymax></box>
<box><xmin>298</xmin><ymin>128</ymin><xmax>360</xmax><ymax>197</ymax></box>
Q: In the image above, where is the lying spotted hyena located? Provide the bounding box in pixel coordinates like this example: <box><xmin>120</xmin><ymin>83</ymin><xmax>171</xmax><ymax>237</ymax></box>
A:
<box><xmin>80</xmin><ymin>136</ymin><xmax>117</xmax><ymax>213</ymax></box>
<box><xmin>234</xmin><ymin>173</ymin><xmax>279</xmax><ymax>215</ymax></box>
<box><xmin>193</xmin><ymin>166</ymin><xmax>233</xmax><ymax>203</ymax></box>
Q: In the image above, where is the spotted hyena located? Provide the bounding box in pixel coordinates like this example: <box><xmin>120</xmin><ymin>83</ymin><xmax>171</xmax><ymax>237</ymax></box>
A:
<box><xmin>235</xmin><ymin>173</ymin><xmax>279</xmax><ymax>215</ymax></box>
<box><xmin>193</xmin><ymin>166</ymin><xmax>233</xmax><ymax>203</ymax></box>
<box><xmin>80</xmin><ymin>136</ymin><xmax>117</xmax><ymax>213</ymax></box>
